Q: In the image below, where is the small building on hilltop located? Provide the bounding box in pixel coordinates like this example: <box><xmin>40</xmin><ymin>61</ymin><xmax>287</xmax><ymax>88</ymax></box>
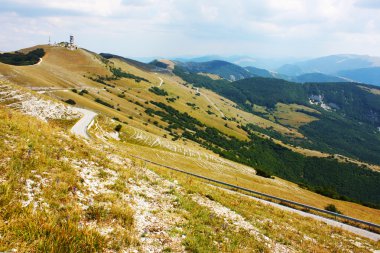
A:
<box><xmin>53</xmin><ymin>35</ymin><xmax>78</xmax><ymax>50</ymax></box>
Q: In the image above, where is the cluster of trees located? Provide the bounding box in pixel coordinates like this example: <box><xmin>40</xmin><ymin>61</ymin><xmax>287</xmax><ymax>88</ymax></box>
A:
<box><xmin>148</xmin><ymin>87</ymin><xmax>168</xmax><ymax>96</ymax></box>
<box><xmin>95</xmin><ymin>98</ymin><xmax>114</xmax><ymax>109</ymax></box>
<box><xmin>88</xmin><ymin>75</ymin><xmax>117</xmax><ymax>86</ymax></box>
<box><xmin>186</xmin><ymin>102</ymin><xmax>199</xmax><ymax>110</ymax></box>
<box><xmin>0</xmin><ymin>48</ymin><xmax>45</xmax><ymax>66</ymax></box>
<box><xmin>110</xmin><ymin>67</ymin><xmax>149</xmax><ymax>83</ymax></box>
<box><xmin>145</xmin><ymin>100</ymin><xmax>380</xmax><ymax>207</ymax></box>
<box><xmin>88</xmin><ymin>67</ymin><xmax>149</xmax><ymax>86</ymax></box>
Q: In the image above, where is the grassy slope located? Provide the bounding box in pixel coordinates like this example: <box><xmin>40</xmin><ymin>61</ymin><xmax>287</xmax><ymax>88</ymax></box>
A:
<box><xmin>1</xmin><ymin>46</ymin><xmax>379</xmax><ymax>223</ymax></box>
<box><xmin>0</xmin><ymin>105</ymin><xmax>136</xmax><ymax>252</ymax></box>
<box><xmin>1</xmin><ymin>105</ymin><xmax>379</xmax><ymax>252</ymax></box>
<box><xmin>95</xmin><ymin>116</ymin><xmax>380</xmax><ymax>225</ymax></box>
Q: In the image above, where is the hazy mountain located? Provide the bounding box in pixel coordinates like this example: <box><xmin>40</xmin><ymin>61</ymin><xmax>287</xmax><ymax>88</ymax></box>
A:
<box><xmin>173</xmin><ymin>55</ymin><xmax>304</xmax><ymax>70</ymax></box>
<box><xmin>244</xmin><ymin>66</ymin><xmax>273</xmax><ymax>78</ymax></box>
<box><xmin>273</xmin><ymin>54</ymin><xmax>380</xmax><ymax>86</ymax></box>
<box><xmin>173</xmin><ymin>55</ymin><xmax>223</xmax><ymax>63</ymax></box>
<box><xmin>277</xmin><ymin>64</ymin><xmax>304</xmax><ymax>76</ymax></box>
<box><xmin>277</xmin><ymin>54</ymin><xmax>380</xmax><ymax>75</ymax></box>
<box><xmin>175</xmin><ymin>60</ymin><xmax>254</xmax><ymax>81</ymax></box>
<box><xmin>292</xmin><ymin>73</ymin><xmax>348</xmax><ymax>83</ymax></box>
<box><xmin>338</xmin><ymin>67</ymin><xmax>380</xmax><ymax>86</ymax></box>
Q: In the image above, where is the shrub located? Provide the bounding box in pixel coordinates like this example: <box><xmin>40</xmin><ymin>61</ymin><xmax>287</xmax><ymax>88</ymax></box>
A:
<box><xmin>79</xmin><ymin>89</ymin><xmax>89</xmax><ymax>96</ymax></box>
<box><xmin>324</xmin><ymin>204</ymin><xmax>342</xmax><ymax>214</ymax></box>
<box><xmin>114</xmin><ymin>124</ymin><xmax>122</xmax><ymax>132</ymax></box>
<box><xmin>64</xmin><ymin>99</ymin><xmax>76</xmax><ymax>105</ymax></box>
<box><xmin>95</xmin><ymin>98</ymin><xmax>114</xmax><ymax>108</ymax></box>
<box><xmin>255</xmin><ymin>169</ymin><xmax>272</xmax><ymax>178</ymax></box>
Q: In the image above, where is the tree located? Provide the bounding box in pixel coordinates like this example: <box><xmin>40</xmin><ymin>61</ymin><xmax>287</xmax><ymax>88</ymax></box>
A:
<box><xmin>114</xmin><ymin>124</ymin><xmax>122</xmax><ymax>132</ymax></box>
<box><xmin>65</xmin><ymin>99</ymin><xmax>76</xmax><ymax>105</ymax></box>
<box><xmin>324</xmin><ymin>204</ymin><xmax>342</xmax><ymax>214</ymax></box>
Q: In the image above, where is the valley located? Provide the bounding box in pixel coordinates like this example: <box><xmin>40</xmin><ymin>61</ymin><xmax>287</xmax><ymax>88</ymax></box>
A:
<box><xmin>1</xmin><ymin>45</ymin><xmax>380</xmax><ymax>252</ymax></box>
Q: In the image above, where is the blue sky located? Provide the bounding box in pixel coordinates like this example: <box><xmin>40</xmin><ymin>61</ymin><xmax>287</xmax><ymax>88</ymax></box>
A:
<box><xmin>0</xmin><ymin>0</ymin><xmax>379</xmax><ymax>59</ymax></box>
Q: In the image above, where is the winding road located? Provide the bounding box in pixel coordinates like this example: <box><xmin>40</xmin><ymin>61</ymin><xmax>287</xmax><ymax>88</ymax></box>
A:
<box><xmin>195</xmin><ymin>87</ymin><xmax>225</xmax><ymax>117</ymax></box>
<box><xmin>202</xmin><ymin>91</ymin><xmax>225</xmax><ymax>117</ymax></box>
<box><xmin>66</xmin><ymin>84</ymin><xmax>380</xmax><ymax>242</ymax></box>
<box><xmin>70</xmin><ymin>74</ymin><xmax>163</xmax><ymax>139</ymax></box>
<box><xmin>127</xmin><ymin>154</ymin><xmax>380</xmax><ymax>242</ymax></box>
<box><xmin>70</xmin><ymin>108</ymin><xmax>97</xmax><ymax>139</ymax></box>
<box><xmin>212</xmin><ymin>185</ymin><xmax>380</xmax><ymax>241</ymax></box>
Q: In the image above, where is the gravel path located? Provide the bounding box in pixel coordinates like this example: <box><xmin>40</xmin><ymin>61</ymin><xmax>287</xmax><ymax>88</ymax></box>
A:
<box><xmin>70</xmin><ymin>108</ymin><xmax>97</xmax><ymax>139</ymax></box>
<box><xmin>200</xmin><ymin>89</ymin><xmax>225</xmax><ymax>118</ymax></box>
<box><xmin>157</xmin><ymin>76</ymin><xmax>163</xmax><ymax>87</ymax></box>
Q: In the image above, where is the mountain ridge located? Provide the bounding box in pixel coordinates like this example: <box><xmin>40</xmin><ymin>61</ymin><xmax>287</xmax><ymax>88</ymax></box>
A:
<box><xmin>1</xmin><ymin>45</ymin><xmax>380</xmax><ymax>251</ymax></box>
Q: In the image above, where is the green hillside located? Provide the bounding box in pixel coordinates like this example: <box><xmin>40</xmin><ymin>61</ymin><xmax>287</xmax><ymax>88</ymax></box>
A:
<box><xmin>174</xmin><ymin>60</ymin><xmax>254</xmax><ymax>81</ymax></box>
<box><xmin>145</xmin><ymin>99</ymin><xmax>380</xmax><ymax>207</ymax></box>
<box><xmin>174</xmin><ymin>67</ymin><xmax>380</xmax><ymax>165</ymax></box>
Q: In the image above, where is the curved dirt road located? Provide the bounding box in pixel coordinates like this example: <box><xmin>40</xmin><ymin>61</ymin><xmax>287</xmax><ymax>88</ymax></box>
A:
<box><xmin>157</xmin><ymin>76</ymin><xmax>163</xmax><ymax>87</ymax></box>
<box><xmin>70</xmin><ymin>108</ymin><xmax>97</xmax><ymax>139</ymax></box>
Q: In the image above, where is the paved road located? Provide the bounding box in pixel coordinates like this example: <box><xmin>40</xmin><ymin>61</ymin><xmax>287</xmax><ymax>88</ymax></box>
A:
<box><xmin>64</xmin><ymin>82</ymin><xmax>380</xmax><ymax>241</ymax></box>
<box><xmin>70</xmin><ymin>108</ymin><xmax>97</xmax><ymax>139</ymax></box>
<box><xmin>127</xmin><ymin>153</ymin><xmax>380</xmax><ymax>242</ymax></box>
<box><xmin>210</xmin><ymin>184</ymin><xmax>380</xmax><ymax>241</ymax></box>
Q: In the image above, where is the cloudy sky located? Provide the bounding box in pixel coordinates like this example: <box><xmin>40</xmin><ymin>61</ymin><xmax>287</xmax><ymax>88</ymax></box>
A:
<box><xmin>0</xmin><ymin>0</ymin><xmax>379</xmax><ymax>59</ymax></box>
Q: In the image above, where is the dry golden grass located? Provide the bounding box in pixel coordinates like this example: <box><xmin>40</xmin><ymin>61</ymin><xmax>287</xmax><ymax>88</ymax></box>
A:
<box><xmin>150</xmin><ymin>164</ymin><xmax>380</xmax><ymax>252</ymax></box>
<box><xmin>359</xmin><ymin>85</ymin><xmax>380</xmax><ymax>95</ymax></box>
<box><xmin>2</xmin><ymin>46</ymin><xmax>380</xmax><ymax>228</ymax></box>
<box><xmin>1</xmin><ymin>80</ymin><xmax>379</xmax><ymax>251</ymax></box>
<box><xmin>0</xmin><ymin>46</ymin><xmax>108</xmax><ymax>89</ymax></box>
<box><xmin>94</xmin><ymin>116</ymin><xmax>380</xmax><ymax>225</ymax></box>
<box><xmin>0</xmin><ymin>105</ymin><xmax>139</xmax><ymax>252</ymax></box>
<box><xmin>273</xmin><ymin>103</ymin><xmax>320</xmax><ymax>128</ymax></box>
<box><xmin>157</xmin><ymin>59</ymin><xmax>175</xmax><ymax>70</ymax></box>
<box><xmin>1</xmin><ymin>46</ymin><xmax>303</xmax><ymax>142</ymax></box>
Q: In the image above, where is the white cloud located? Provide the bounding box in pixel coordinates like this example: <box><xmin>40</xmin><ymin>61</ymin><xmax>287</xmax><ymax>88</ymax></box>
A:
<box><xmin>7</xmin><ymin>0</ymin><xmax>123</xmax><ymax>16</ymax></box>
<box><xmin>0</xmin><ymin>0</ymin><xmax>379</xmax><ymax>58</ymax></box>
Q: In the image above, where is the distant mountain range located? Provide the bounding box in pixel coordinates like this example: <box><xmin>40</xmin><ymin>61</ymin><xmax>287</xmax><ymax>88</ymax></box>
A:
<box><xmin>172</xmin><ymin>55</ymin><xmax>301</xmax><ymax>70</ymax></box>
<box><xmin>166</xmin><ymin>54</ymin><xmax>380</xmax><ymax>86</ymax></box>
<box><xmin>276</xmin><ymin>55</ymin><xmax>380</xmax><ymax>86</ymax></box>
<box><xmin>278</xmin><ymin>54</ymin><xmax>380</xmax><ymax>74</ymax></box>
<box><xmin>337</xmin><ymin>67</ymin><xmax>380</xmax><ymax>85</ymax></box>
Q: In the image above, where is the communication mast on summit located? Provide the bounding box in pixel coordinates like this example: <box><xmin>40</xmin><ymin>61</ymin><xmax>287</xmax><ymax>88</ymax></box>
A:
<box><xmin>68</xmin><ymin>35</ymin><xmax>77</xmax><ymax>50</ymax></box>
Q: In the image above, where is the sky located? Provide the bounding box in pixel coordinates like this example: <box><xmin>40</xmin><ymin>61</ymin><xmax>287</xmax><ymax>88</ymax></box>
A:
<box><xmin>0</xmin><ymin>0</ymin><xmax>380</xmax><ymax>59</ymax></box>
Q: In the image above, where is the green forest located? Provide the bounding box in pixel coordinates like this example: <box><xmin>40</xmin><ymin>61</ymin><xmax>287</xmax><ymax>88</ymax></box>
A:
<box><xmin>173</xmin><ymin>66</ymin><xmax>380</xmax><ymax>165</ymax></box>
<box><xmin>0</xmin><ymin>48</ymin><xmax>45</xmax><ymax>66</ymax></box>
